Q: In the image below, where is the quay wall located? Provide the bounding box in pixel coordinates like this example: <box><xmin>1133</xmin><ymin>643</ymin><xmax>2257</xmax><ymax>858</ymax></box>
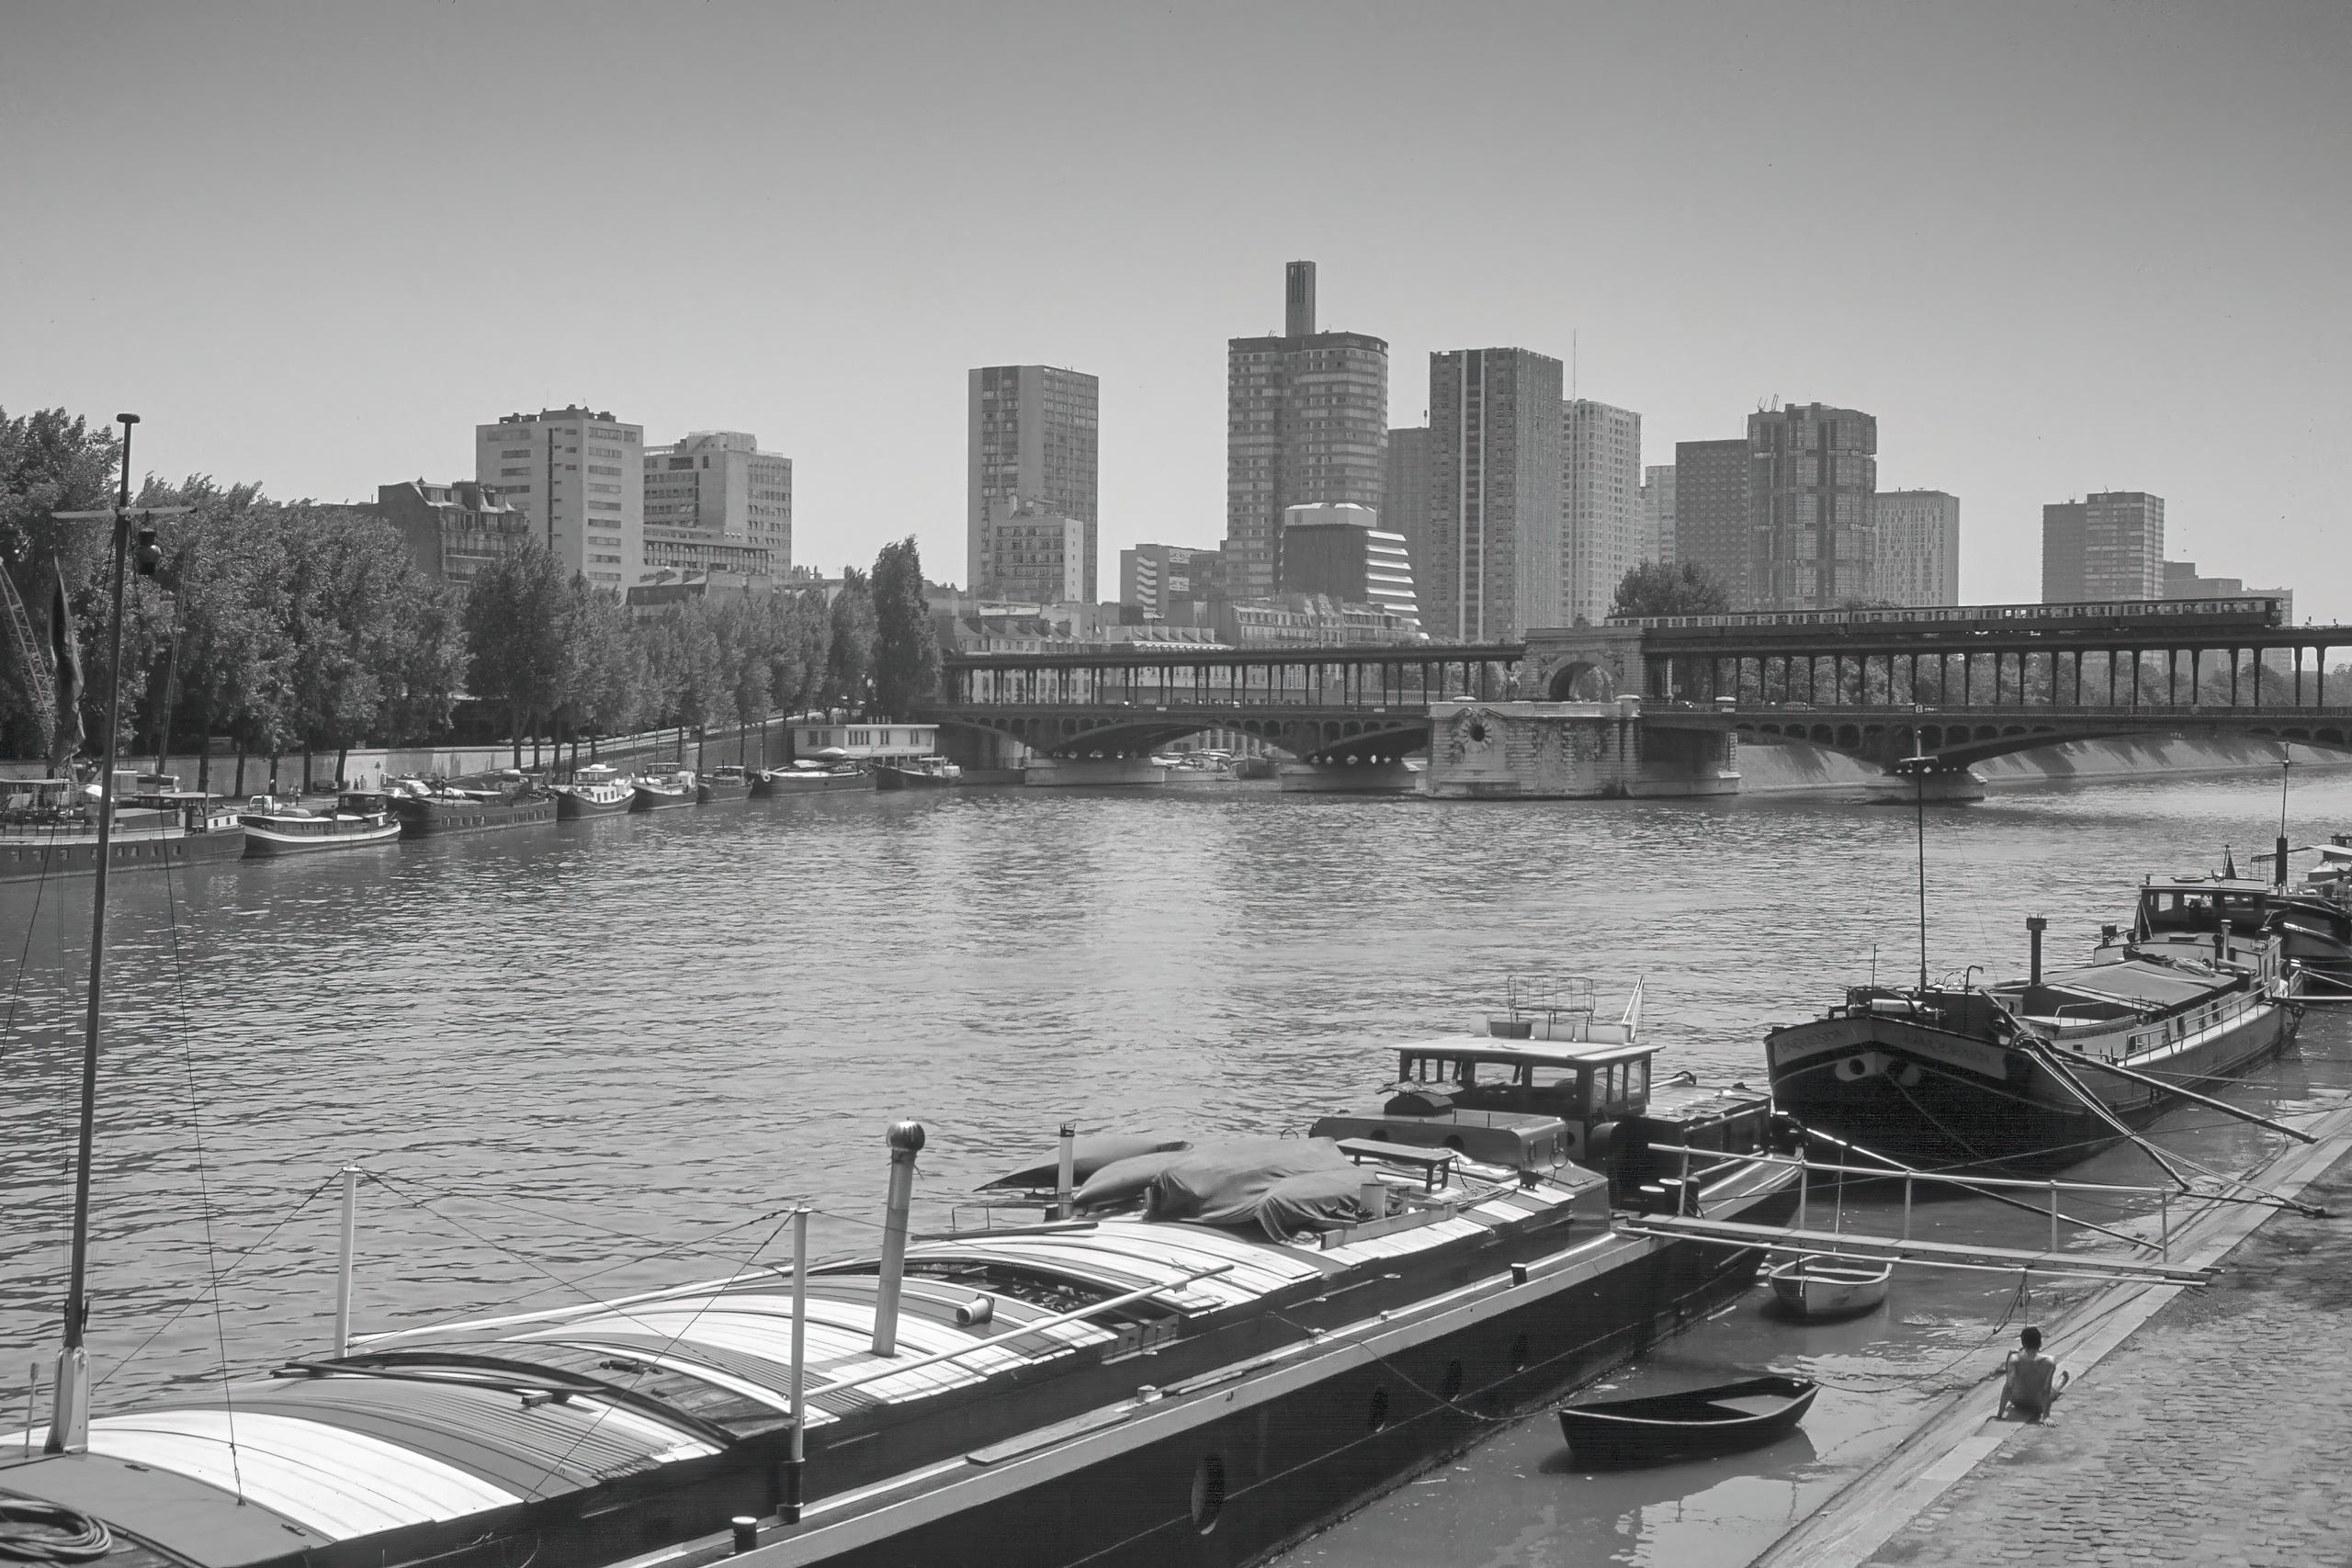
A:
<box><xmin>1739</xmin><ymin>733</ymin><xmax>2352</xmax><ymax>795</ymax></box>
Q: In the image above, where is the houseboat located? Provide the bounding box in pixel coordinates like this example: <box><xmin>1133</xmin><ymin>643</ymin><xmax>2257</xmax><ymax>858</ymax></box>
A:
<box><xmin>550</xmin><ymin>763</ymin><xmax>634</xmax><ymax>818</ymax></box>
<box><xmin>752</xmin><ymin>761</ymin><xmax>871</xmax><ymax>796</ymax></box>
<box><xmin>0</xmin><ymin>1024</ymin><xmax>1797</xmax><ymax>1568</ymax></box>
<box><xmin>1767</xmin><ymin>918</ymin><xmax>2297</xmax><ymax>1169</ymax></box>
<box><xmin>2098</xmin><ymin>870</ymin><xmax>2352</xmax><ymax>984</ymax></box>
<box><xmin>872</xmin><ymin>759</ymin><xmax>962</xmax><ymax>790</ymax></box>
<box><xmin>697</xmin><ymin>765</ymin><xmax>753</xmax><ymax>805</ymax></box>
<box><xmin>0</xmin><ymin>774</ymin><xmax>244</xmax><ymax>883</ymax></box>
<box><xmin>387</xmin><ymin>773</ymin><xmax>557</xmax><ymax>838</ymax></box>
<box><xmin>239</xmin><ymin>791</ymin><xmax>403</xmax><ymax>856</ymax></box>
<box><xmin>631</xmin><ymin>769</ymin><xmax>697</xmax><ymax>811</ymax></box>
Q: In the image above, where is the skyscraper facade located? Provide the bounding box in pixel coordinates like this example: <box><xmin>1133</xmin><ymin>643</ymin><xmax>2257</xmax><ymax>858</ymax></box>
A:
<box><xmin>1872</xmin><ymin>490</ymin><xmax>1961</xmax><ymax>606</ymax></box>
<box><xmin>1746</xmin><ymin>402</ymin><xmax>1878</xmax><ymax>611</ymax></box>
<box><xmin>969</xmin><ymin>366</ymin><xmax>1100</xmax><ymax>598</ymax></box>
<box><xmin>476</xmin><ymin>406</ymin><xmax>644</xmax><ymax>589</ymax></box>
<box><xmin>1641</xmin><ymin>464</ymin><xmax>1677</xmax><ymax>569</ymax></box>
<box><xmin>641</xmin><ymin>430</ymin><xmax>791</xmax><ymax>579</ymax></box>
<box><xmin>1225</xmin><ymin>262</ymin><xmax>1388</xmax><ymax>599</ymax></box>
<box><xmin>1562</xmin><ymin>400</ymin><xmax>1643</xmax><ymax>625</ymax></box>
<box><xmin>1424</xmin><ymin>347</ymin><xmax>1563</xmax><ymax>641</ymax></box>
<box><xmin>1672</xmin><ymin>438</ymin><xmax>1752</xmax><ymax>607</ymax></box>
<box><xmin>1383</xmin><ymin>426</ymin><xmax>1431</xmax><ymax>595</ymax></box>
<box><xmin>2041</xmin><ymin>491</ymin><xmax>2164</xmax><ymax>602</ymax></box>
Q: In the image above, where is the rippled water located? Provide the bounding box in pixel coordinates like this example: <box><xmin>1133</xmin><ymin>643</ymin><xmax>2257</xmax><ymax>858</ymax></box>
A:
<box><xmin>3</xmin><ymin>768</ymin><xmax>2348</xmax><ymax>1558</ymax></box>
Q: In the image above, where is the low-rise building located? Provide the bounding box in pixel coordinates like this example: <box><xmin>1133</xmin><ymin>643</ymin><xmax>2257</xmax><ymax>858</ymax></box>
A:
<box><xmin>376</xmin><ymin>479</ymin><xmax>533</xmax><ymax>587</ymax></box>
<box><xmin>792</xmin><ymin>721</ymin><xmax>939</xmax><ymax>762</ymax></box>
<box><xmin>1120</xmin><ymin>542</ymin><xmax>1222</xmax><ymax>620</ymax></box>
<box><xmin>624</xmin><ymin>569</ymin><xmax>772</xmax><ymax>617</ymax></box>
<box><xmin>1278</xmin><ymin>505</ymin><xmax>1419</xmax><ymax>627</ymax></box>
<box><xmin>1216</xmin><ymin>593</ymin><xmax>1424</xmax><ymax>649</ymax></box>
<box><xmin>2162</xmin><ymin>560</ymin><xmax>2291</xmax><ymax>622</ymax></box>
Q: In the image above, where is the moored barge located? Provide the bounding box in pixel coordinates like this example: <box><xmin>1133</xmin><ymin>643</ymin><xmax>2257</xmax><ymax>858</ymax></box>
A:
<box><xmin>239</xmin><ymin>792</ymin><xmax>403</xmax><ymax>856</ymax></box>
<box><xmin>1</xmin><ymin>776</ymin><xmax>244</xmax><ymax>883</ymax></box>
<box><xmin>551</xmin><ymin>763</ymin><xmax>635</xmax><ymax>818</ymax></box>
<box><xmin>0</xmin><ymin>1021</ymin><xmax>1797</xmax><ymax>1568</ymax></box>
<box><xmin>387</xmin><ymin>774</ymin><xmax>558</xmax><ymax>838</ymax></box>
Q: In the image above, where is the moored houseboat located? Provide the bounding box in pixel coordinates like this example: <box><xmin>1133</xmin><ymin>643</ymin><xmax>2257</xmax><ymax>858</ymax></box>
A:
<box><xmin>239</xmin><ymin>791</ymin><xmax>403</xmax><ymax>856</ymax></box>
<box><xmin>387</xmin><ymin>773</ymin><xmax>557</xmax><ymax>838</ymax></box>
<box><xmin>872</xmin><ymin>759</ymin><xmax>961</xmax><ymax>790</ymax></box>
<box><xmin>1767</xmin><ymin>919</ymin><xmax>2297</xmax><ymax>1170</ymax></box>
<box><xmin>0</xmin><ymin>774</ymin><xmax>245</xmax><ymax>883</ymax></box>
<box><xmin>2098</xmin><ymin>870</ymin><xmax>2352</xmax><ymax>984</ymax></box>
<box><xmin>0</xmin><ymin>1026</ymin><xmax>1798</xmax><ymax>1568</ymax></box>
<box><xmin>631</xmin><ymin>769</ymin><xmax>697</xmax><ymax>810</ymax></box>
<box><xmin>752</xmin><ymin>761</ymin><xmax>872</xmax><ymax>795</ymax></box>
<box><xmin>550</xmin><ymin>762</ymin><xmax>635</xmax><ymax>818</ymax></box>
<box><xmin>697</xmin><ymin>764</ymin><xmax>753</xmax><ymax>805</ymax></box>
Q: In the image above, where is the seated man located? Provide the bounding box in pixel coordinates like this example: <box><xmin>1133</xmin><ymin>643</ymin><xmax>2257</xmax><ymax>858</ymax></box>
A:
<box><xmin>1998</xmin><ymin>1325</ymin><xmax>2071</xmax><ymax>1421</ymax></box>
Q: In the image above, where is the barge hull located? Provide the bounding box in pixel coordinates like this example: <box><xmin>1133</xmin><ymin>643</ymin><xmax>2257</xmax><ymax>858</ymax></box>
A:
<box><xmin>0</xmin><ymin>829</ymin><xmax>246</xmax><ymax>884</ymax></box>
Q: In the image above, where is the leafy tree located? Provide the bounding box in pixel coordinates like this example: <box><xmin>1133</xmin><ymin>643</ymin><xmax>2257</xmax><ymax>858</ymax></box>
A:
<box><xmin>464</xmin><ymin>543</ymin><xmax>575</xmax><ymax>766</ymax></box>
<box><xmin>770</xmin><ymin>588</ymin><xmax>831</xmax><ymax>715</ymax></box>
<box><xmin>0</xmin><ymin>409</ymin><xmax>119</xmax><ymax>756</ymax></box>
<box><xmin>1610</xmin><ymin>560</ymin><xmax>1734</xmax><ymax>620</ymax></box>
<box><xmin>823</xmin><ymin>568</ymin><xmax>876</xmax><ymax>715</ymax></box>
<box><xmin>869</xmin><ymin>536</ymin><xmax>941</xmax><ymax>719</ymax></box>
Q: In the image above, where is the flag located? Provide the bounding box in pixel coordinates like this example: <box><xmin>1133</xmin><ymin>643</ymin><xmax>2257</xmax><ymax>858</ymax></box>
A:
<box><xmin>49</xmin><ymin>558</ymin><xmax>83</xmax><ymax>771</ymax></box>
<box><xmin>2223</xmin><ymin>847</ymin><xmax>2239</xmax><ymax>880</ymax></box>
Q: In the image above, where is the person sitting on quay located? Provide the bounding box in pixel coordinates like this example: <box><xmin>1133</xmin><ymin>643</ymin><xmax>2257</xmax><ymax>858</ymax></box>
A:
<box><xmin>1997</xmin><ymin>1325</ymin><xmax>2071</xmax><ymax>1422</ymax></box>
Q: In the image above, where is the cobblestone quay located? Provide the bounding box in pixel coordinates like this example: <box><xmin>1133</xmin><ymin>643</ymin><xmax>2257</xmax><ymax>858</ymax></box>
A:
<box><xmin>1868</xmin><ymin>1150</ymin><xmax>2352</xmax><ymax>1568</ymax></box>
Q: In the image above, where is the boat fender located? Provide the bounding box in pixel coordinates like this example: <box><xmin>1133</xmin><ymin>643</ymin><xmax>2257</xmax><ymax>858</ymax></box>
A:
<box><xmin>955</xmin><ymin>1293</ymin><xmax>995</xmax><ymax>1327</ymax></box>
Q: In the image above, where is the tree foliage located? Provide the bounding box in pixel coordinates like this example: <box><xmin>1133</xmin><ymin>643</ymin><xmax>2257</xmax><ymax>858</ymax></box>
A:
<box><xmin>1610</xmin><ymin>560</ymin><xmax>1735</xmax><ymax>619</ymax></box>
<box><xmin>870</xmin><ymin>536</ymin><xmax>941</xmax><ymax>719</ymax></box>
<box><xmin>824</xmin><ymin>567</ymin><xmax>876</xmax><ymax>711</ymax></box>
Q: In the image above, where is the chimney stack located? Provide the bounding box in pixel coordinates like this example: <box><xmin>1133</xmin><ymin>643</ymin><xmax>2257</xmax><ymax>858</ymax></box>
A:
<box><xmin>1285</xmin><ymin>260</ymin><xmax>1317</xmax><ymax>338</ymax></box>
<box><xmin>870</xmin><ymin>1121</ymin><xmax>926</xmax><ymax>1357</ymax></box>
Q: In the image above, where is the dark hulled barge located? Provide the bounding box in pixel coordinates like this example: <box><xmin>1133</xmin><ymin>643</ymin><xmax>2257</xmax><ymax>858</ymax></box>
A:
<box><xmin>0</xmin><ymin>1024</ymin><xmax>1796</xmax><ymax>1568</ymax></box>
<box><xmin>0</xmin><ymin>776</ymin><xmax>243</xmax><ymax>884</ymax></box>
<box><xmin>1766</xmin><ymin>921</ymin><xmax>2297</xmax><ymax>1169</ymax></box>
<box><xmin>387</xmin><ymin>773</ymin><xmax>558</xmax><ymax>838</ymax></box>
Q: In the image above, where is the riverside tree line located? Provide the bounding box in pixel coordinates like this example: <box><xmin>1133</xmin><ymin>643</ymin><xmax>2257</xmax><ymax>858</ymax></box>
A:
<box><xmin>0</xmin><ymin>408</ymin><xmax>940</xmax><ymax>790</ymax></box>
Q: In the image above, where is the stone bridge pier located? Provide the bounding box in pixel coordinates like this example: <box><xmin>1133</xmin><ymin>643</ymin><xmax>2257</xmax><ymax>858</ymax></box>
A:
<box><xmin>1419</xmin><ymin>698</ymin><xmax>1740</xmax><ymax>799</ymax></box>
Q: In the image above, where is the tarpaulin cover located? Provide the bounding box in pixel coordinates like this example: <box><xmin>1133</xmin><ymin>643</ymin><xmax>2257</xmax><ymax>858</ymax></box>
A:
<box><xmin>1074</xmin><ymin>1148</ymin><xmax>1197</xmax><ymax>1210</ymax></box>
<box><xmin>983</xmin><ymin>1134</ymin><xmax>1192</xmax><ymax>1191</ymax></box>
<box><xmin>1253</xmin><ymin>1168</ymin><xmax>1372</xmax><ymax>1241</ymax></box>
<box><xmin>1144</xmin><ymin>1138</ymin><xmax>1351</xmax><ymax>1226</ymax></box>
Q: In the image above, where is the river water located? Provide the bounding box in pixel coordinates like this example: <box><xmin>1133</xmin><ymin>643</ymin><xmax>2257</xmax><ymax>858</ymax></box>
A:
<box><xmin>4</xmin><ymin>767</ymin><xmax>2348</xmax><ymax>1564</ymax></box>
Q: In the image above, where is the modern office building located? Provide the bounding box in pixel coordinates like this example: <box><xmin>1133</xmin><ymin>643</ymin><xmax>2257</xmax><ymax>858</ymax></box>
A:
<box><xmin>1119</xmin><ymin>543</ymin><xmax>1221</xmax><ymax>620</ymax></box>
<box><xmin>1383</xmin><ymin>425</ymin><xmax>1432</xmax><ymax>592</ymax></box>
<box><xmin>1872</xmin><ymin>489</ymin><xmax>1962</xmax><ymax>606</ymax></box>
<box><xmin>974</xmin><ymin>495</ymin><xmax>1087</xmax><ymax>604</ymax></box>
<box><xmin>1225</xmin><ymin>262</ymin><xmax>1387</xmax><ymax>599</ymax></box>
<box><xmin>376</xmin><ymin>479</ymin><xmax>533</xmax><ymax>587</ymax></box>
<box><xmin>1640</xmin><ymin>464</ymin><xmax>1676</xmax><ymax>568</ymax></box>
<box><xmin>1421</xmin><ymin>347</ymin><xmax>1562</xmax><ymax>642</ymax></box>
<box><xmin>2161</xmin><ymin>560</ymin><xmax>2290</xmax><ymax>621</ymax></box>
<box><xmin>1277</xmin><ymin>503</ymin><xmax>1419</xmax><ymax>626</ymax></box>
<box><xmin>1671</xmin><ymin>438</ymin><xmax>1752</xmax><ymax>607</ymax></box>
<box><xmin>1746</xmin><ymin>402</ymin><xmax>1878</xmax><ymax>611</ymax></box>
<box><xmin>2041</xmin><ymin>491</ymin><xmax>2164</xmax><ymax>602</ymax></box>
<box><xmin>475</xmin><ymin>407</ymin><xmax>644</xmax><ymax>590</ymax></box>
<box><xmin>640</xmin><ymin>431</ymin><xmax>790</xmax><ymax>580</ymax></box>
<box><xmin>1562</xmin><ymin>400</ymin><xmax>1643</xmax><ymax>626</ymax></box>
<box><xmin>968</xmin><ymin>365</ymin><xmax>1100</xmax><ymax>601</ymax></box>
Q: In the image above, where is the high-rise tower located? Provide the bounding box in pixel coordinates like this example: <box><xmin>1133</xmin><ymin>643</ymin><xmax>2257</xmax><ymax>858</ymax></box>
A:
<box><xmin>1747</xmin><ymin>402</ymin><xmax>1878</xmax><ymax>611</ymax></box>
<box><xmin>1225</xmin><ymin>262</ymin><xmax>1388</xmax><ymax>598</ymax></box>
<box><xmin>1424</xmin><ymin>347</ymin><xmax>1563</xmax><ymax>641</ymax></box>
<box><xmin>968</xmin><ymin>366</ymin><xmax>1100</xmax><ymax>598</ymax></box>
<box><xmin>2042</xmin><ymin>491</ymin><xmax>2162</xmax><ymax>602</ymax></box>
<box><xmin>476</xmin><ymin>406</ymin><xmax>644</xmax><ymax>590</ymax></box>
<box><xmin>1562</xmin><ymin>400</ymin><xmax>1643</xmax><ymax>626</ymax></box>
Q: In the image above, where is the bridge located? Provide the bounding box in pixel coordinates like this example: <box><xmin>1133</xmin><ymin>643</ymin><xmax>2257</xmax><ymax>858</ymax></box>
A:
<box><xmin>922</xmin><ymin>598</ymin><xmax>2352</xmax><ymax>792</ymax></box>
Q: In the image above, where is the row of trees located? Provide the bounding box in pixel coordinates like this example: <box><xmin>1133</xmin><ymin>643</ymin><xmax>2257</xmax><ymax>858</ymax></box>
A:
<box><xmin>2</xmin><ymin>406</ymin><xmax>946</xmax><ymax>784</ymax></box>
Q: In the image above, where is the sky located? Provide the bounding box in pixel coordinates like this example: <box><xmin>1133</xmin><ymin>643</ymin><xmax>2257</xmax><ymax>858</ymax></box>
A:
<box><xmin>4</xmin><ymin>2</ymin><xmax>2348</xmax><ymax>618</ymax></box>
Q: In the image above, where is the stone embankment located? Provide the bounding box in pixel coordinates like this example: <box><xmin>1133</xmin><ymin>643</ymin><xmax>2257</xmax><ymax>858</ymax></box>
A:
<box><xmin>1752</xmin><ymin>1117</ymin><xmax>2352</xmax><ymax>1568</ymax></box>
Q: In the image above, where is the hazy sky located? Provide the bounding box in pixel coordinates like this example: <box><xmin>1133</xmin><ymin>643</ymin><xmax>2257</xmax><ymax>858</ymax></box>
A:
<box><xmin>5</xmin><ymin>3</ymin><xmax>2348</xmax><ymax>617</ymax></box>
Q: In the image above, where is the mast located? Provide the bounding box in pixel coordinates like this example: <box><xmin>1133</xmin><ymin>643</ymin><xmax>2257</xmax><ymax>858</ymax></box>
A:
<box><xmin>47</xmin><ymin>413</ymin><xmax>139</xmax><ymax>1453</ymax></box>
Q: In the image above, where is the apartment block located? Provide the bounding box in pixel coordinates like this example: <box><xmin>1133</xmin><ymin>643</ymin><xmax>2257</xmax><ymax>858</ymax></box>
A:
<box><xmin>969</xmin><ymin>366</ymin><xmax>1100</xmax><ymax>600</ymax></box>
<box><xmin>1563</xmin><ymin>400</ymin><xmax>1643</xmax><ymax>626</ymax></box>
<box><xmin>1278</xmin><ymin>503</ymin><xmax>1419</xmax><ymax>626</ymax></box>
<box><xmin>1226</xmin><ymin>262</ymin><xmax>1387</xmax><ymax>598</ymax></box>
<box><xmin>976</xmin><ymin>496</ymin><xmax>1087</xmax><ymax>604</ymax></box>
<box><xmin>1384</xmin><ymin>426</ymin><xmax>1431</xmax><ymax>594</ymax></box>
<box><xmin>1872</xmin><ymin>490</ymin><xmax>1961</xmax><ymax>606</ymax></box>
<box><xmin>2042</xmin><ymin>491</ymin><xmax>2164</xmax><ymax>602</ymax></box>
<box><xmin>376</xmin><ymin>479</ymin><xmax>532</xmax><ymax>587</ymax></box>
<box><xmin>1423</xmin><ymin>348</ymin><xmax>1562</xmax><ymax>641</ymax></box>
<box><xmin>1747</xmin><ymin>402</ymin><xmax>1878</xmax><ymax>611</ymax></box>
<box><xmin>640</xmin><ymin>431</ymin><xmax>790</xmax><ymax>580</ymax></box>
<box><xmin>1641</xmin><ymin>464</ymin><xmax>1676</xmax><ymax>568</ymax></box>
<box><xmin>476</xmin><ymin>406</ymin><xmax>644</xmax><ymax>589</ymax></box>
<box><xmin>1671</xmin><ymin>438</ymin><xmax>1752</xmax><ymax>607</ymax></box>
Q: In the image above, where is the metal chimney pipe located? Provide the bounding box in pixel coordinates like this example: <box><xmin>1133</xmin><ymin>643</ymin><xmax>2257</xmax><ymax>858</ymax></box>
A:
<box><xmin>2277</xmin><ymin>835</ymin><xmax>2290</xmax><ymax>889</ymax></box>
<box><xmin>2027</xmin><ymin>916</ymin><xmax>2047</xmax><ymax>987</ymax></box>
<box><xmin>870</xmin><ymin>1121</ymin><xmax>925</xmax><ymax>1358</ymax></box>
<box><xmin>1054</xmin><ymin>1121</ymin><xmax>1077</xmax><ymax>1220</ymax></box>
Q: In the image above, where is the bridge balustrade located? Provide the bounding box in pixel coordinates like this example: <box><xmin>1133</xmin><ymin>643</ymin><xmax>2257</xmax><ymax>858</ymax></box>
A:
<box><xmin>940</xmin><ymin>647</ymin><xmax>1522</xmax><ymax>710</ymax></box>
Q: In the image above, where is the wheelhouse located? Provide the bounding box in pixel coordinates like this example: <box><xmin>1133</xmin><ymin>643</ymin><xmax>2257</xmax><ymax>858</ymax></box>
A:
<box><xmin>1393</xmin><ymin>1038</ymin><xmax>1656</xmax><ymax>1123</ymax></box>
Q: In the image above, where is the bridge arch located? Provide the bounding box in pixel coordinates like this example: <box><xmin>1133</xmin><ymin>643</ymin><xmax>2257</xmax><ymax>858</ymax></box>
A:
<box><xmin>1547</xmin><ymin>661</ymin><xmax>1614</xmax><ymax>701</ymax></box>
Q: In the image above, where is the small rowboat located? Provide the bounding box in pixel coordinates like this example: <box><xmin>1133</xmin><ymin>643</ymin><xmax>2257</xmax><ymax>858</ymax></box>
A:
<box><xmin>1556</xmin><ymin>1375</ymin><xmax>1817</xmax><ymax>1465</ymax></box>
<box><xmin>1767</xmin><ymin>1254</ymin><xmax>1893</xmax><ymax>1320</ymax></box>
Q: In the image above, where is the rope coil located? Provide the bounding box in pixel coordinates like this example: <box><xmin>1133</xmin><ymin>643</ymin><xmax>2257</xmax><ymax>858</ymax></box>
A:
<box><xmin>0</xmin><ymin>1499</ymin><xmax>113</xmax><ymax>1564</ymax></box>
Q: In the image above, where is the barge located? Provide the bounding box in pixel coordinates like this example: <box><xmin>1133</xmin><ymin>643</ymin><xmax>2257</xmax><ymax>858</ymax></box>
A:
<box><xmin>0</xmin><ymin>1021</ymin><xmax>1797</xmax><ymax>1568</ymax></box>
<box><xmin>238</xmin><ymin>792</ymin><xmax>403</xmax><ymax>856</ymax></box>
<box><xmin>0</xmin><ymin>777</ymin><xmax>243</xmax><ymax>883</ymax></box>
<box><xmin>387</xmin><ymin>774</ymin><xmax>558</xmax><ymax>838</ymax></box>
<box><xmin>551</xmin><ymin>763</ymin><xmax>635</xmax><ymax>818</ymax></box>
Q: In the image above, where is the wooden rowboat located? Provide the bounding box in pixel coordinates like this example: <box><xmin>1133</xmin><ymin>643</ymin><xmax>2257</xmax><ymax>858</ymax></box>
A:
<box><xmin>1556</xmin><ymin>1375</ymin><xmax>1817</xmax><ymax>1465</ymax></box>
<box><xmin>1767</xmin><ymin>1254</ymin><xmax>1893</xmax><ymax>1320</ymax></box>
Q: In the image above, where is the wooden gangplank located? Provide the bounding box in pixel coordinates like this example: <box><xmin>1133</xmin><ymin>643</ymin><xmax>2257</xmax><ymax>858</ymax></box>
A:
<box><xmin>1613</xmin><ymin>1213</ymin><xmax>2215</xmax><ymax>1286</ymax></box>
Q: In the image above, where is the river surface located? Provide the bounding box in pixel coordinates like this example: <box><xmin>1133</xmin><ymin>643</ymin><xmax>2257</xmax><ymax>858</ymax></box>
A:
<box><xmin>4</xmin><ymin>767</ymin><xmax>2349</xmax><ymax>1564</ymax></box>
